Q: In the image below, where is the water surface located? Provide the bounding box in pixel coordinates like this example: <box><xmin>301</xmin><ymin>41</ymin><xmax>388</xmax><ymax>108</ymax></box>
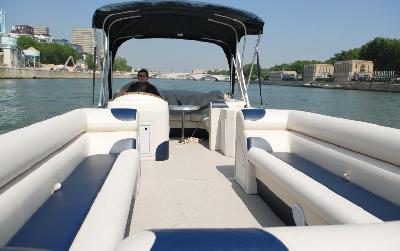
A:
<box><xmin>1</xmin><ymin>78</ymin><xmax>399</xmax><ymax>134</ymax></box>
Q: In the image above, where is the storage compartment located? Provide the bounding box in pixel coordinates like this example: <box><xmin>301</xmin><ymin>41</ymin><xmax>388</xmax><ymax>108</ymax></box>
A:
<box><xmin>219</xmin><ymin>117</ymin><xmax>227</xmax><ymax>153</ymax></box>
<box><xmin>139</xmin><ymin>124</ymin><xmax>150</xmax><ymax>154</ymax></box>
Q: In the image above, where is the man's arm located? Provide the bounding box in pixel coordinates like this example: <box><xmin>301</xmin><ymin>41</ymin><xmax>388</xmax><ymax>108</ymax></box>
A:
<box><xmin>148</xmin><ymin>84</ymin><xmax>162</xmax><ymax>97</ymax></box>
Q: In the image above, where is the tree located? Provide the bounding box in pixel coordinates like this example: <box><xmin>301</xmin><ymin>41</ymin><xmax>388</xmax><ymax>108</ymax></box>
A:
<box><xmin>243</xmin><ymin>64</ymin><xmax>270</xmax><ymax>80</ymax></box>
<box><xmin>326</xmin><ymin>48</ymin><xmax>360</xmax><ymax>64</ymax></box>
<box><xmin>17</xmin><ymin>36</ymin><xmax>82</xmax><ymax>65</ymax></box>
<box><xmin>266</xmin><ymin>60</ymin><xmax>322</xmax><ymax>76</ymax></box>
<box><xmin>17</xmin><ymin>36</ymin><xmax>37</xmax><ymax>49</ymax></box>
<box><xmin>207</xmin><ymin>69</ymin><xmax>230</xmax><ymax>75</ymax></box>
<box><xmin>359</xmin><ymin>37</ymin><xmax>400</xmax><ymax>70</ymax></box>
<box><xmin>85</xmin><ymin>54</ymin><xmax>95</xmax><ymax>70</ymax></box>
<box><xmin>112</xmin><ymin>56</ymin><xmax>132</xmax><ymax>72</ymax></box>
<box><xmin>290</xmin><ymin>60</ymin><xmax>322</xmax><ymax>75</ymax></box>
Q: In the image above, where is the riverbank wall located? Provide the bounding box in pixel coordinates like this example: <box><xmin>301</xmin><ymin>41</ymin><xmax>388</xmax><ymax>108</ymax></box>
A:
<box><xmin>262</xmin><ymin>80</ymin><xmax>400</xmax><ymax>93</ymax></box>
<box><xmin>0</xmin><ymin>67</ymin><xmax>131</xmax><ymax>79</ymax></box>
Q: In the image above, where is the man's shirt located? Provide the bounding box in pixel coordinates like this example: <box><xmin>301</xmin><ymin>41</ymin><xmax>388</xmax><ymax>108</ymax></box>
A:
<box><xmin>122</xmin><ymin>81</ymin><xmax>161</xmax><ymax>96</ymax></box>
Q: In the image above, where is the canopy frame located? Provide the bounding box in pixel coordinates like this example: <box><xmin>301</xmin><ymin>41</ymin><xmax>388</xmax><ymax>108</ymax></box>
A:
<box><xmin>93</xmin><ymin>1</ymin><xmax>264</xmax><ymax>108</ymax></box>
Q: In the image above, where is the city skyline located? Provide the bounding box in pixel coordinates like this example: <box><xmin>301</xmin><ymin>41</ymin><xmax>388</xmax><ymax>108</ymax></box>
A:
<box><xmin>1</xmin><ymin>0</ymin><xmax>400</xmax><ymax>71</ymax></box>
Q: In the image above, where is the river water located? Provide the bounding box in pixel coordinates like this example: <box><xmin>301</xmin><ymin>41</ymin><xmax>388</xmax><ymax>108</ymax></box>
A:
<box><xmin>1</xmin><ymin>78</ymin><xmax>399</xmax><ymax>134</ymax></box>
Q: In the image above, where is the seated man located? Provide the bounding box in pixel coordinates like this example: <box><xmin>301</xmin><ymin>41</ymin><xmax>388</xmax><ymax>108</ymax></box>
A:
<box><xmin>119</xmin><ymin>69</ymin><xmax>161</xmax><ymax>97</ymax></box>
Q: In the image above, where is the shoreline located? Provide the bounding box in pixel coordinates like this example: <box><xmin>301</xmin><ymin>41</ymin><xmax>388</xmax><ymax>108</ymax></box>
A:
<box><xmin>1</xmin><ymin>67</ymin><xmax>399</xmax><ymax>93</ymax></box>
<box><xmin>261</xmin><ymin>80</ymin><xmax>400</xmax><ymax>93</ymax></box>
<box><xmin>0</xmin><ymin>67</ymin><xmax>132</xmax><ymax>79</ymax></box>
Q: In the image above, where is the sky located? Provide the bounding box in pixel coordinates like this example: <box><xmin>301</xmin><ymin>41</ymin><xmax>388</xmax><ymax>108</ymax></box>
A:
<box><xmin>1</xmin><ymin>0</ymin><xmax>400</xmax><ymax>72</ymax></box>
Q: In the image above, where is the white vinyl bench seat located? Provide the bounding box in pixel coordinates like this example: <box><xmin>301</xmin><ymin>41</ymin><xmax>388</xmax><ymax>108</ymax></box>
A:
<box><xmin>0</xmin><ymin>108</ymin><xmax>141</xmax><ymax>250</ymax></box>
<box><xmin>248</xmin><ymin>148</ymin><xmax>400</xmax><ymax>225</ymax></box>
<box><xmin>236</xmin><ymin>108</ymin><xmax>400</xmax><ymax>225</ymax></box>
<box><xmin>6</xmin><ymin>154</ymin><xmax>118</xmax><ymax>250</ymax></box>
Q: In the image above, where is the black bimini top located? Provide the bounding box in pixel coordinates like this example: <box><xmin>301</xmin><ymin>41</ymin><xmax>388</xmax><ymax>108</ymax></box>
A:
<box><xmin>92</xmin><ymin>0</ymin><xmax>264</xmax><ymax>63</ymax></box>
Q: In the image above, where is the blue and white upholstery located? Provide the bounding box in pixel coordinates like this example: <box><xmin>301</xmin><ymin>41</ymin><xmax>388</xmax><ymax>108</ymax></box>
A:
<box><xmin>117</xmin><ymin>229</ymin><xmax>288</xmax><ymax>251</ymax></box>
<box><xmin>236</xmin><ymin>108</ymin><xmax>400</xmax><ymax>225</ymax></box>
<box><xmin>0</xmin><ymin>108</ymin><xmax>140</xmax><ymax>250</ymax></box>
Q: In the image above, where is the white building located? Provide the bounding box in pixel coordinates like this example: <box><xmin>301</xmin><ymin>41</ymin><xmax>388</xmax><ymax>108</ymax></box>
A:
<box><xmin>269</xmin><ymin>71</ymin><xmax>297</xmax><ymax>81</ymax></box>
<box><xmin>72</xmin><ymin>28</ymin><xmax>95</xmax><ymax>54</ymax></box>
<box><xmin>23</xmin><ymin>47</ymin><xmax>40</xmax><ymax>68</ymax></box>
<box><xmin>304</xmin><ymin>64</ymin><xmax>334</xmax><ymax>81</ymax></box>
<box><xmin>0</xmin><ymin>35</ymin><xmax>20</xmax><ymax>67</ymax></box>
<box><xmin>334</xmin><ymin>60</ymin><xmax>374</xmax><ymax>82</ymax></box>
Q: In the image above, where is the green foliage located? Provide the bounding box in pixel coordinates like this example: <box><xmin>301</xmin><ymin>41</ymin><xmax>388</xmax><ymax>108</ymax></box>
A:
<box><xmin>85</xmin><ymin>54</ymin><xmax>96</xmax><ymax>70</ymax></box>
<box><xmin>259</xmin><ymin>37</ymin><xmax>399</xmax><ymax>79</ymax></box>
<box><xmin>324</xmin><ymin>37</ymin><xmax>400</xmax><ymax>70</ymax></box>
<box><xmin>112</xmin><ymin>56</ymin><xmax>132</xmax><ymax>72</ymax></box>
<box><xmin>269</xmin><ymin>60</ymin><xmax>322</xmax><ymax>75</ymax></box>
<box><xmin>325</xmin><ymin>48</ymin><xmax>360</xmax><ymax>64</ymax></box>
<box><xmin>359</xmin><ymin>37</ymin><xmax>400</xmax><ymax>70</ymax></box>
<box><xmin>16</xmin><ymin>36</ymin><xmax>37</xmax><ymax>49</ymax></box>
<box><xmin>207</xmin><ymin>69</ymin><xmax>230</xmax><ymax>75</ymax></box>
<box><xmin>17</xmin><ymin>36</ymin><xmax>82</xmax><ymax>64</ymax></box>
<box><xmin>243</xmin><ymin>64</ymin><xmax>269</xmax><ymax>80</ymax></box>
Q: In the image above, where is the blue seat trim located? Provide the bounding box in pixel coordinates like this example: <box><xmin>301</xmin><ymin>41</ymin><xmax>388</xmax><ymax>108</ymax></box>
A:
<box><xmin>241</xmin><ymin>109</ymin><xmax>266</xmax><ymax>121</ymax></box>
<box><xmin>272</xmin><ymin>152</ymin><xmax>400</xmax><ymax>221</ymax></box>
<box><xmin>156</xmin><ymin>141</ymin><xmax>169</xmax><ymax>161</ymax></box>
<box><xmin>211</xmin><ymin>100</ymin><xmax>229</xmax><ymax>108</ymax></box>
<box><xmin>111</xmin><ymin>108</ymin><xmax>137</xmax><ymax>121</ymax></box>
<box><xmin>109</xmin><ymin>138</ymin><xmax>136</xmax><ymax>154</ymax></box>
<box><xmin>247</xmin><ymin>137</ymin><xmax>273</xmax><ymax>152</ymax></box>
<box><xmin>7</xmin><ymin>154</ymin><xmax>117</xmax><ymax>250</ymax></box>
<box><xmin>151</xmin><ymin>229</ymin><xmax>288</xmax><ymax>251</ymax></box>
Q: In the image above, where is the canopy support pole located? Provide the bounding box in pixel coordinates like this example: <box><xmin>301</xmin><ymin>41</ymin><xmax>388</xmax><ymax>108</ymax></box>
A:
<box><xmin>246</xmin><ymin>35</ymin><xmax>261</xmax><ymax>88</ymax></box>
<box><xmin>92</xmin><ymin>46</ymin><xmax>96</xmax><ymax>104</ymax></box>
<box><xmin>233</xmin><ymin>50</ymin><xmax>250</xmax><ymax>107</ymax></box>
<box><xmin>99</xmin><ymin>32</ymin><xmax>109</xmax><ymax>107</ymax></box>
<box><xmin>108</xmin><ymin>50</ymin><xmax>113</xmax><ymax>99</ymax></box>
<box><xmin>257</xmin><ymin>51</ymin><xmax>263</xmax><ymax>107</ymax></box>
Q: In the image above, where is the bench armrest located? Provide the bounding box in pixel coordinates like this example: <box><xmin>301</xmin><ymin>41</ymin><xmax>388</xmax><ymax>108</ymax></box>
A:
<box><xmin>70</xmin><ymin>149</ymin><xmax>140</xmax><ymax>251</ymax></box>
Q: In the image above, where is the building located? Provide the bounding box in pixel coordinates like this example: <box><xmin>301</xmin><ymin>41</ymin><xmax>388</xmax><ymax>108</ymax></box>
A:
<box><xmin>269</xmin><ymin>70</ymin><xmax>297</xmax><ymax>81</ymax></box>
<box><xmin>52</xmin><ymin>38</ymin><xmax>83</xmax><ymax>53</ymax></box>
<box><xmin>33</xmin><ymin>26</ymin><xmax>49</xmax><ymax>36</ymax></box>
<box><xmin>33</xmin><ymin>26</ymin><xmax>51</xmax><ymax>42</ymax></box>
<box><xmin>11</xmin><ymin>25</ymin><xmax>34</xmax><ymax>36</ymax></box>
<box><xmin>52</xmin><ymin>38</ymin><xmax>69</xmax><ymax>45</ymax></box>
<box><xmin>23</xmin><ymin>47</ymin><xmax>40</xmax><ymax>68</ymax></box>
<box><xmin>0</xmin><ymin>35</ymin><xmax>21</xmax><ymax>67</ymax></box>
<box><xmin>0</xmin><ymin>11</ymin><xmax>24</xmax><ymax>67</ymax></box>
<box><xmin>68</xmin><ymin>44</ymin><xmax>83</xmax><ymax>54</ymax></box>
<box><xmin>303</xmin><ymin>64</ymin><xmax>334</xmax><ymax>81</ymax></box>
<box><xmin>334</xmin><ymin>60</ymin><xmax>374</xmax><ymax>82</ymax></box>
<box><xmin>72</xmin><ymin>28</ymin><xmax>95</xmax><ymax>54</ymax></box>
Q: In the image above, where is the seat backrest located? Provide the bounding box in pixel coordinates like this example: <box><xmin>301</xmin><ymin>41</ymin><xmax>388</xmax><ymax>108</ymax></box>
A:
<box><xmin>237</xmin><ymin>109</ymin><xmax>289</xmax><ymax>132</ymax></box>
<box><xmin>0</xmin><ymin>108</ymin><xmax>139</xmax><ymax>245</ymax></box>
<box><xmin>0</xmin><ymin>109</ymin><xmax>86</xmax><ymax>189</ymax></box>
<box><xmin>287</xmin><ymin>110</ymin><xmax>400</xmax><ymax>167</ymax></box>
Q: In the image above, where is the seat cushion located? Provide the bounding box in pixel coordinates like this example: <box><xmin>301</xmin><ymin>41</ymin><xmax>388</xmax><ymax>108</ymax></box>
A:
<box><xmin>7</xmin><ymin>154</ymin><xmax>117</xmax><ymax>250</ymax></box>
<box><xmin>272</xmin><ymin>152</ymin><xmax>400</xmax><ymax>221</ymax></box>
<box><xmin>150</xmin><ymin>229</ymin><xmax>288</xmax><ymax>251</ymax></box>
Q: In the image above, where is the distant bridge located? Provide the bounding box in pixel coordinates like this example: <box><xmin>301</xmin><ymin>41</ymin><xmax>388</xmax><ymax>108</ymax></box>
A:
<box><xmin>151</xmin><ymin>72</ymin><xmax>230</xmax><ymax>82</ymax></box>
